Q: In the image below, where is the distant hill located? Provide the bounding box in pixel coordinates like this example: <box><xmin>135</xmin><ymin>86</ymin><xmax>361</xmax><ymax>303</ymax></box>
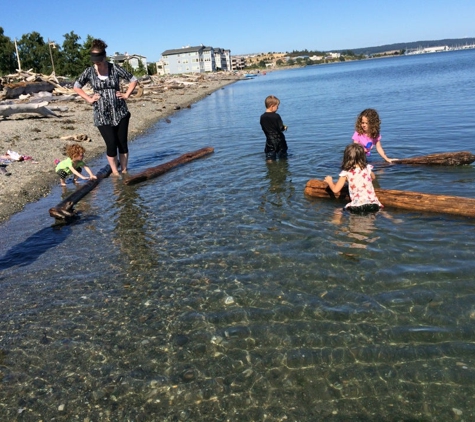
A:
<box><xmin>340</xmin><ymin>38</ymin><xmax>475</xmax><ymax>55</ymax></box>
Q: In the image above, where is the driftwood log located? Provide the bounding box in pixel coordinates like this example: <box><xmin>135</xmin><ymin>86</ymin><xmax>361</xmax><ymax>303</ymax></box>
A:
<box><xmin>393</xmin><ymin>151</ymin><xmax>475</xmax><ymax>166</ymax></box>
<box><xmin>304</xmin><ymin>179</ymin><xmax>475</xmax><ymax>218</ymax></box>
<box><xmin>60</xmin><ymin>134</ymin><xmax>91</xmax><ymax>142</ymax></box>
<box><xmin>124</xmin><ymin>147</ymin><xmax>214</xmax><ymax>186</ymax></box>
<box><xmin>49</xmin><ymin>165</ymin><xmax>112</xmax><ymax>219</ymax></box>
<box><xmin>2</xmin><ymin>80</ymin><xmax>55</xmax><ymax>98</ymax></box>
<box><xmin>0</xmin><ymin>101</ymin><xmax>59</xmax><ymax>118</ymax></box>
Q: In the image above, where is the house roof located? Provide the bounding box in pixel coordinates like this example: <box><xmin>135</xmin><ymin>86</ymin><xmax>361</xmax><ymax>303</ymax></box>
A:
<box><xmin>162</xmin><ymin>46</ymin><xmax>208</xmax><ymax>56</ymax></box>
<box><xmin>111</xmin><ymin>53</ymin><xmax>146</xmax><ymax>61</ymax></box>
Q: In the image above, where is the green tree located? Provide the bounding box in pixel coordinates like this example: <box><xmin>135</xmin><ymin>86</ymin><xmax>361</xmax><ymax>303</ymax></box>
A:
<box><xmin>78</xmin><ymin>35</ymin><xmax>95</xmax><ymax>71</ymax></box>
<box><xmin>0</xmin><ymin>27</ymin><xmax>16</xmax><ymax>75</ymax></box>
<box><xmin>135</xmin><ymin>59</ymin><xmax>147</xmax><ymax>76</ymax></box>
<box><xmin>147</xmin><ymin>62</ymin><xmax>156</xmax><ymax>75</ymax></box>
<box><xmin>122</xmin><ymin>60</ymin><xmax>133</xmax><ymax>74</ymax></box>
<box><xmin>58</xmin><ymin>31</ymin><xmax>83</xmax><ymax>77</ymax></box>
<box><xmin>17</xmin><ymin>32</ymin><xmax>49</xmax><ymax>73</ymax></box>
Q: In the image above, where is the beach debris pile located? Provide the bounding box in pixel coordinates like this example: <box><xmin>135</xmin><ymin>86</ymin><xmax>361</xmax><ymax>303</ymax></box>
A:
<box><xmin>0</xmin><ymin>70</ymin><xmax>242</xmax><ymax>119</ymax></box>
<box><xmin>0</xmin><ymin>70</ymin><xmax>70</xmax><ymax>100</ymax></box>
<box><xmin>60</xmin><ymin>134</ymin><xmax>91</xmax><ymax>143</ymax></box>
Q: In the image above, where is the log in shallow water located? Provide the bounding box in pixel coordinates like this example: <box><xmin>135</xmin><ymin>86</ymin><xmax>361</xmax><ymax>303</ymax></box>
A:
<box><xmin>393</xmin><ymin>151</ymin><xmax>475</xmax><ymax>166</ymax></box>
<box><xmin>49</xmin><ymin>165</ymin><xmax>112</xmax><ymax>219</ymax></box>
<box><xmin>304</xmin><ymin>179</ymin><xmax>475</xmax><ymax>218</ymax></box>
<box><xmin>124</xmin><ymin>147</ymin><xmax>214</xmax><ymax>186</ymax></box>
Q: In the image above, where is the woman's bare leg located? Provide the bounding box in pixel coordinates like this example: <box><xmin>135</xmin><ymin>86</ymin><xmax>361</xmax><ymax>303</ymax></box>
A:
<box><xmin>107</xmin><ymin>155</ymin><xmax>120</xmax><ymax>175</ymax></box>
<box><xmin>119</xmin><ymin>152</ymin><xmax>128</xmax><ymax>173</ymax></box>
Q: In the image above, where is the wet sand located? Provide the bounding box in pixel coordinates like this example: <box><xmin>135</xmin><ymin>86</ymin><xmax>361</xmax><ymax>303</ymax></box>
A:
<box><xmin>0</xmin><ymin>73</ymin><xmax>241</xmax><ymax>224</ymax></box>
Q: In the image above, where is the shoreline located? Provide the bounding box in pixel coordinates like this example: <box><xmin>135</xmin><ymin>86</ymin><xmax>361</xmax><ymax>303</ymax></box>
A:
<box><xmin>0</xmin><ymin>73</ymin><xmax>241</xmax><ymax>225</ymax></box>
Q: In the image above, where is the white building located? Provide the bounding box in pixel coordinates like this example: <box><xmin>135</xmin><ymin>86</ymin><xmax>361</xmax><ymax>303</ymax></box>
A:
<box><xmin>110</xmin><ymin>53</ymin><xmax>147</xmax><ymax>70</ymax></box>
<box><xmin>423</xmin><ymin>46</ymin><xmax>448</xmax><ymax>53</ymax></box>
<box><xmin>155</xmin><ymin>59</ymin><xmax>166</xmax><ymax>76</ymax></box>
<box><xmin>231</xmin><ymin>56</ymin><xmax>247</xmax><ymax>69</ymax></box>
<box><xmin>213</xmin><ymin>47</ymin><xmax>232</xmax><ymax>71</ymax></box>
<box><xmin>161</xmin><ymin>45</ymin><xmax>231</xmax><ymax>75</ymax></box>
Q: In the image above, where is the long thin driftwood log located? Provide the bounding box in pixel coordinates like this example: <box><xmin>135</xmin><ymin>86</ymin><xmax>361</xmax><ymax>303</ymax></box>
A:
<box><xmin>304</xmin><ymin>179</ymin><xmax>475</xmax><ymax>218</ymax></box>
<box><xmin>0</xmin><ymin>101</ymin><xmax>58</xmax><ymax>117</ymax></box>
<box><xmin>393</xmin><ymin>151</ymin><xmax>475</xmax><ymax>166</ymax></box>
<box><xmin>124</xmin><ymin>147</ymin><xmax>214</xmax><ymax>186</ymax></box>
<box><xmin>49</xmin><ymin>165</ymin><xmax>112</xmax><ymax>219</ymax></box>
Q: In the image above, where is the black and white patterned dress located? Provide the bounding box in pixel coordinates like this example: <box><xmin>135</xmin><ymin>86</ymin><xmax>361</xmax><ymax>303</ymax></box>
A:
<box><xmin>74</xmin><ymin>63</ymin><xmax>137</xmax><ymax>127</ymax></box>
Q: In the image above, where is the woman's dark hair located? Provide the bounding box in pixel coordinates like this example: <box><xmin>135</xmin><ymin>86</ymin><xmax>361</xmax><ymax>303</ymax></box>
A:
<box><xmin>91</xmin><ymin>39</ymin><xmax>107</xmax><ymax>53</ymax></box>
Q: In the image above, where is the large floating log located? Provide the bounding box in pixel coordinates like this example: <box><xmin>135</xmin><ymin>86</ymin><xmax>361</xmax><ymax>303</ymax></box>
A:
<box><xmin>393</xmin><ymin>151</ymin><xmax>475</xmax><ymax>166</ymax></box>
<box><xmin>124</xmin><ymin>147</ymin><xmax>214</xmax><ymax>186</ymax></box>
<box><xmin>49</xmin><ymin>165</ymin><xmax>112</xmax><ymax>219</ymax></box>
<box><xmin>304</xmin><ymin>179</ymin><xmax>475</xmax><ymax>218</ymax></box>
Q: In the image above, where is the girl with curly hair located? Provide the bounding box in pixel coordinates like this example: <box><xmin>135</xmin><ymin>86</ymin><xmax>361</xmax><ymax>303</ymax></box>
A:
<box><xmin>352</xmin><ymin>108</ymin><xmax>394</xmax><ymax>163</ymax></box>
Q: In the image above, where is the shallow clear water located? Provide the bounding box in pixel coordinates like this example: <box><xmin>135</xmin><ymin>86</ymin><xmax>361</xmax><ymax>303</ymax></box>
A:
<box><xmin>1</xmin><ymin>49</ymin><xmax>475</xmax><ymax>421</ymax></box>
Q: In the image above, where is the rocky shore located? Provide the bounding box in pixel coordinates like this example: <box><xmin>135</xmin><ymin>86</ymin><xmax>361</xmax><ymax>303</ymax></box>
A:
<box><xmin>0</xmin><ymin>72</ymin><xmax>241</xmax><ymax>224</ymax></box>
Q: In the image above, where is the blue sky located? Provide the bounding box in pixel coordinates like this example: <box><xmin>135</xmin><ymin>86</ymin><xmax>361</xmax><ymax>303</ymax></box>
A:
<box><xmin>3</xmin><ymin>0</ymin><xmax>474</xmax><ymax>62</ymax></box>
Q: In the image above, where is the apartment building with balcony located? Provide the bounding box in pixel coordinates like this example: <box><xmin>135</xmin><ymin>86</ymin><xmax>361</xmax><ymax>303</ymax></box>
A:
<box><xmin>161</xmin><ymin>45</ymin><xmax>231</xmax><ymax>75</ymax></box>
<box><xmin>231</xmin><ymin>56</ymin><xmax>247</xmax><ymax>70</ymax></box>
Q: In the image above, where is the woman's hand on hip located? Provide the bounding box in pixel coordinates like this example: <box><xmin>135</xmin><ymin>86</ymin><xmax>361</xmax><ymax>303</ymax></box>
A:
<box><xmin>89</xmin><ymin>93</ymin><xmax>101</xmax><ymax>104</ymax></box>
<box><xmin>116</xmin><ymin>91</ymin><xmax>128</xmax><ymax>100</ymax></box>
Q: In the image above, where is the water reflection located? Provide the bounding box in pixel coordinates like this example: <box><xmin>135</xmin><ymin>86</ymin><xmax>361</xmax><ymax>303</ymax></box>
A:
<box><xmin>262</xmin><ymin>159</ymin><xmax>293</xmax><ymax>208</ymax></box>
<box><xmin>331</xmin><ymin>210</ymin><xmax>380</xmax><ymax>250</ymax></box>
<box><xmin>111</xmin><ymin>177</ymin><xmax>158</xmax><ymax>277</ymax></box>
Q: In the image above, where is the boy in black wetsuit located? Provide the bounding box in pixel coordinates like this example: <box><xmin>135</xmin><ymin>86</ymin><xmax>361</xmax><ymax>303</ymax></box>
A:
<box><xmin>260</xmin><ymin>95</ymin><xmax>288</xmax><ymax>162</ymax></box>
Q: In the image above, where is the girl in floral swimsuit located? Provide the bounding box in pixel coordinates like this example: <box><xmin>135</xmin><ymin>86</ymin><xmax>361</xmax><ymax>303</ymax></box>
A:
<box><xmin>324</xmin><ymin>143</ymin><xmax>383</xmax><ymax>214</ymax></box>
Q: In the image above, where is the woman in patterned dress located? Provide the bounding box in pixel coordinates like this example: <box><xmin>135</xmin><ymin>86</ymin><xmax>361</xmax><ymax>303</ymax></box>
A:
<box><xmin>73</xmin><ymin>39</ymin><xmax>138</xmax><ymax>175</ymax></box>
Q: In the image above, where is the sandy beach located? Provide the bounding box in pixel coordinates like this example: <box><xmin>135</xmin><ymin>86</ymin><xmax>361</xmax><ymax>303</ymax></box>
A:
<box><xmin>0</xmin><ymin>72</ymin><xmax>241</xmax><ymax>224</ymax></box>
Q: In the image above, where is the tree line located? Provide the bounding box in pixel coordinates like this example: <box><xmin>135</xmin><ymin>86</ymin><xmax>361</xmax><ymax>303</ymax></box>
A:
<box><xmin>0</xmin><ymin>27</ymin><xmax>153</xmax><ymax>79</ymax></box>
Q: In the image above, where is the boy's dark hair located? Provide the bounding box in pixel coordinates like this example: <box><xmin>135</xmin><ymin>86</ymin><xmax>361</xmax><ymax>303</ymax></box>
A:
<box><xmin>341</xmin><ymin>143</ymin><xmax>367</xmax><ymax>171</ymax></box>
<box><xmin>265</xmin><ymin>95</ymin><xmax>280</xmax><ymax>109</ymax></box>
<box><xmin>355</xmin><ymin>108</ymin><xmax>381</xmax><ymax>139</ymax></box>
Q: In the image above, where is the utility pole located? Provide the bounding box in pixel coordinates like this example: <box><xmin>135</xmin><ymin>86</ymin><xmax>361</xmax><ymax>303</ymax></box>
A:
<box><xmin>48</xmin><ymin>39</ymin><xmax>56</xmax><ymax>75</ymax></box>
<box><xmin>48</xmin><ymin>39</ymin><xmax>59</xmax><ymax>83</ymax></box>
<box><xmin>14</xmin><ymin>38</ymin><xmax>21</xmax><ymax>72</ymax></box>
